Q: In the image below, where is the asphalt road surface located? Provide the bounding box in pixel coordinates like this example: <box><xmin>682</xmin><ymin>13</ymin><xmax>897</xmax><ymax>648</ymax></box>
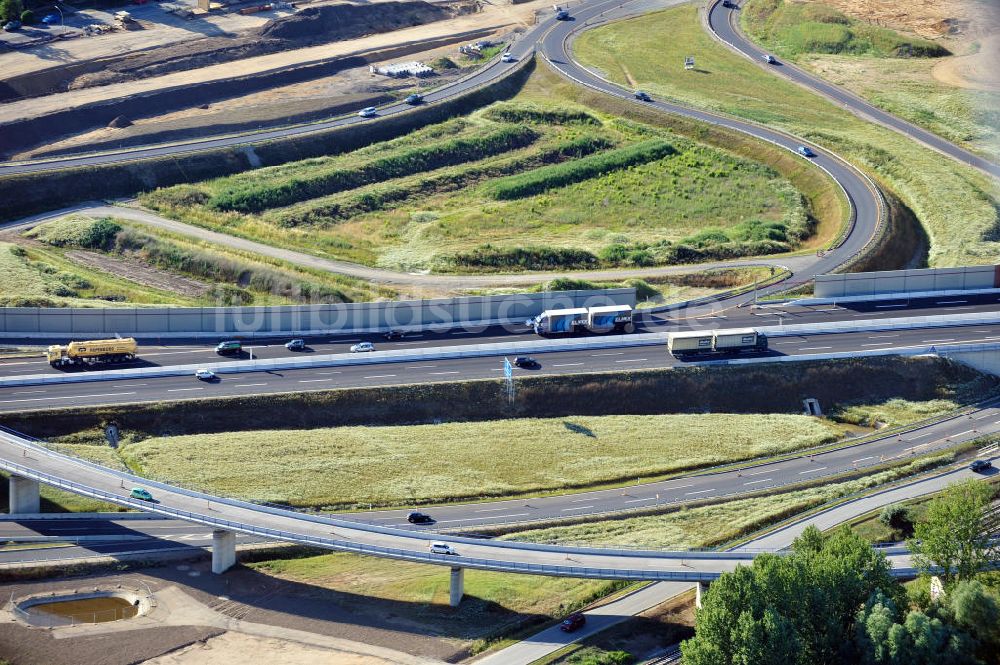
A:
<box><xmin>5</xmin><ymin>292</ymin><xmax>1000</xmax><ymax>379</ymax></box>
<box><xmin>2</xmin><ymin>317</ymin><xmax>1000</xmax><ymax>412</ymax></box>
<box><xmin>707</xmin><ymin>0</ymin><xmax>1000</xmax><ymax>179</ymax></box>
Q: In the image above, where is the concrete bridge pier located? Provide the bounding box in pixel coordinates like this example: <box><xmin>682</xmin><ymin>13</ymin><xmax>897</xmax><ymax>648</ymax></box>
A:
<box><xmin>695</xmin><ymin>582</ymin><xmax>708</xmax><ymax>609</ymax></box>
<box><xmin>449</xmin><ymin>567</ymin><xmax>464</xmax><ymax>607</ymax></box>
<box><xmin>211</xmin><ymin>530</ymin><xmax>236</xmax><ymax>574</ymax></box>
<box><xmin>8</xmin><ymin>474</ymin><xmax>40</xmax><ymax>515</ymax></box>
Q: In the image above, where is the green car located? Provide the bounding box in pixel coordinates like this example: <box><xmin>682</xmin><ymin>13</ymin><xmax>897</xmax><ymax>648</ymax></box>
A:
<box><xmin>130</xmin><ymin>487</ymin><xmax>153</xmax><ymax>501</ymax></box>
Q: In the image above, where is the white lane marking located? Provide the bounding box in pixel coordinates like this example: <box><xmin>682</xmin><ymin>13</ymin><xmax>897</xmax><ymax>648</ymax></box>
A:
<box><xmin>905</xmin><ymin>443</ymin><xmax>929</xmax><ymax>452</ymax></box>
<box><xmin>474</xmin><ymin>507</ymin><xmax>511</xmax><ymax>513</ymax></box>
<box><xmin>167</xmin><ymin>387</ymin><xmax>203</xmax><ymax>393</ymax></box>
<box><xmin>852</xmin><ymin>456</ymin><xmax>875</xmax><ymax>463</ymax></box>
<box><xmin>450</xmin><ymin>331</ymin><xmax>478</xmax><ymax>335</ymax></box>
<box><xmin>799</xmin><ymin>467</ymin><xmax>827</xmax><ymax>474</ymax></box>
<box><xmin>0</xmin><ymin>391</ymin><xmax>137</xmax><ymax>404</ymax></box>
<box><xmin>868</xmin><ymin>334</ymin><xmax>900</xmax><ymax>338</ymax></box>
<box><xmin>428</xmin><ymin>371</ymin><xmax>460</xmax><ymax>376</ymax></box>
<box><xmin>615</xmin><ymin>358</ymin><xmax>647</xmax><ymax>363</ymax></box>
<box><xmin>314</xmin><ymin>371</ymin><xmax>342</xmax><ymax>375</ymax></box>
<box><xmin>798</xmin><ymin>346</ymin><xmax>832</xmax><ymax>351</ymax></box>
<box><xmin>936</xmin><ymin>300</ymin><xmax>967</xmax><ymax>305</ymax></box>
<box><xmin>406</xmin><ymin>365</ymin><xmax>438</xmax><ymax>369</ymax></box>
<box><xmin>743</xmin><ymin>478</ymin><xmax>771</xmax><ymax>485</ymax></box>
<box><xmin>591</xmin><ymin>352</ymin><xmax>624</xmax><ymax>357</ymax></box>
<box><xmin>744</xmin><ymin>469</ymin><xmax>774</xmax><ymax>476</ymax></box>
<box><xmin>298</xmin><ymin>379</ymin><xmax>331</xmax><ymax>383</ymax></box>
<box><xmin>12</xmin><ymin>390</ymin><xmax>46</xmax><ymax>395</ymax></box>
<box><xmin>112</xmin><ymin>383</ymin><xmax>147</xmax><ymax>388</ymax></box>
<box><xmin>923</xmin><ymin>338</ymin><xmax>955</xmax><ymax>343</ymax></box>
<box><xmin>624</xmin><ymin>497</ymin><xmax>655</xmax><ymax>503</ymax></box>
<box><xmin>552</xmin><ymin>363</ymin><xmax>584</xmax><ymax>367</ymax></box>
<box><xmin>910</xmin><ymin>431</ymin><xmax>936</xmax><ymax>440</ymax></box>
<box><xmin>952</xmin><ymin>429</ymin><xmax>974</xmax><ymax>438</ymax></box>
<box><xmin>861</xmin><ymin>342</ymin><xmax>892</xmax><ymax>347</ymax></box>
<box><xmin>875</xmin><ymin>304</ymin><xmax>907</xmax><ymax>308</ymax></box>
<box><xmin>561</xmin><ymin>505</ymin><xmax>595</xmax><ymax>512</ymax></box>
<box><xmin>662</xmin><ymin>483</ymin><xmax>694</xmax><ymax>490</ymax></box>
<box><xmin>434</xmin><ymin>513</ymin><xmax>530</xmax><ymax>523</ymax></box>
<box><xmin>364</xmin><ymin>374</ymin><xmax>397</xmax><ymax>379</ymax></box>
<box><xmin>684</xmin><ymin>489</ymin><xmax>714</xmax><ymax>496</ymax></box>
<box><xmin>234</xmin><ymin>383</ymin><xmax>268</xmax><ymax>388</ymax></box>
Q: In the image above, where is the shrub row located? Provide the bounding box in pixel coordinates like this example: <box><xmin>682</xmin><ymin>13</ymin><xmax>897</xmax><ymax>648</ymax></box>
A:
<box><xmin>448</xmin><ymin>245</ymin><xmax>600</xmax><ymax>271</ymax></box>
<box><xmin>480</xmin><ymin>102</ymin><xmax>601</xmax><ymax>126</ymax></box>
<box><xmin>483</xmin><ymin>139</ymin><xmax>676</xmax><ymax>200</ymax></box>
<box><xmin>113</xmin><ymin>228</ymin><xmax>350</xmax><ymax>303</ymax></box>
<box><xmin>267</xmin><ymin>135</ymin><xmax>616</xmax><ymax>227</ymax></box>
<box><xmin>208</xmin><ymin>125</ymin><xmax>540</xmax><ymax>213</ymax></box>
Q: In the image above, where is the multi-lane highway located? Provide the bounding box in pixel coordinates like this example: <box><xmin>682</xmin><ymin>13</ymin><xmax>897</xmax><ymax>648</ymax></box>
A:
<box><xmin>5</xmin><ymin>291</ymin><xmax>1000</xmax><ymax>380</ymax></box>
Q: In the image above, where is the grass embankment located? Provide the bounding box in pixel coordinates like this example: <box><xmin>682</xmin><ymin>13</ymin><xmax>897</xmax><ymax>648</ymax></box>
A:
<box><xmin>247</xmin><ymin>550</ymin><xmax>626</xmax><ymax>654</ymax></box>
<box><xmin>66</xmin><ymin>414</ymin><xmax>841</xmax><ymax>509</ymax></box>
<box><xmin>141</xmin><ymin>102</ymin><xmax>812</xmax><ymax>273</ymax></box>
<box><xmin>741</xmin><ymin>0</ymin><xmax>1000</xmax><ymax>163</ymax></box>
<box><xmin>829</xmin><ymin>398</ymin><xmax>959</xmax><ymax>428</ymax></box>
<box><xmin>574</xmin><ymin>5</ymin><xmax>1000</xmax><ymax>267</ymax></box>
<box><xmin>19</xmin><ymin>215</ymin><xmax>395</xmax><ymax>307</ymax></box>
<box><xmin>478</xmin><ymin>267</ymin><xmax>780</xmax><ymax>307</ymax></box>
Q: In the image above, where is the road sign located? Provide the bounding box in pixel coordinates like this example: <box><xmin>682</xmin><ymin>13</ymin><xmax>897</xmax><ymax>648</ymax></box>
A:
<box><xmin>503</xmin><ymin>358</ymin><xmax>515</xmax><ymax>405</ymax></box>
<box><xmin>503</xmin><ymin>357</ymin><xmax>513</xmax><ymax>379</ymax></box>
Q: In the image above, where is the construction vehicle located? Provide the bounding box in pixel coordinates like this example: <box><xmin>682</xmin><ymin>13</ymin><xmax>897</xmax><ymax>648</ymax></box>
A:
<box><xmin>47</xmin><ymin>338</ymin><xmax>138</xmax><ymax>367</ymax></box>
<box><xmin>530</xmin><ymin>305</ymin><xmax>634</xmax><ymax>335</ymax></box>
<box><xmin>667</xmin><ymin>328</ymin><xmax>767</xmax><ymax>357</ymax></box>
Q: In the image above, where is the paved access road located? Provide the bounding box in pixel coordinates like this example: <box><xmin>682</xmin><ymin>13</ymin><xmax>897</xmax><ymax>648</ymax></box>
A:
<box><xmin>707</xmin><ymin>0</ymin><xmax>1000</xmax><ymax>179</ymax></box>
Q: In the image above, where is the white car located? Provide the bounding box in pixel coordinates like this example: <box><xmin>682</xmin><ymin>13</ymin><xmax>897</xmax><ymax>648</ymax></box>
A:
<box><xmin>194</xmin><ymin>368</ymin><xmax>216</xmax><ymax>381</ymax></box>
<box><xmin>350</xmin><ymin>342</ymin><xmax>375</xmax><ymax>353</ymax></box>
<box><xmin>762</xmin><ymin>54</ymin><xmax>777</xmax><ymax>64</ymax></box>
<box><xmin>501</xmin><ymin>52</ymin><xmax>515</xmax><ymax>63</ymax></box>
<box><xmin>429</xmin><ymin>542</ymin><xmax>458</xmax><ymax>555</ymax></box>
<box><xmin>357</xmin><ymin>107</ymin><xmax>378</xmax><ymax>118</ymax></box>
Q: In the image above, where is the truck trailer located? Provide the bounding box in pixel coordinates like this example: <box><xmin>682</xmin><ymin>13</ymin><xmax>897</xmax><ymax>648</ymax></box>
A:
<box><xmin>531</xmin><ymin>305</ymin><xmax>634</xmax><ymax>335</ymax></box>
<box><xmin>667</xmin><ymin>328</ymin><xmax>767</xmax><ymax>357</ymax></box>
<box><xmin>47</xmin><ymin>338</ymin><xmax>138</xmax><ymax>367</ymax></box>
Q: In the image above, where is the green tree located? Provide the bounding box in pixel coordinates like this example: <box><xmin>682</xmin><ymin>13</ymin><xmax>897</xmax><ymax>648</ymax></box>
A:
<box><xmin>682</xmin><ymin>527</ymin><xmax>900</xmax><ymax>665</ymax></box>
<box><xmin>0</xmin><ymin>0</ymin><xmax>20</xmax><ymax>21</ymax></box>
<box><xmin>908</xmin><ymin>480</ymin><xmax>999</xmax><ymax>581</ymax></box>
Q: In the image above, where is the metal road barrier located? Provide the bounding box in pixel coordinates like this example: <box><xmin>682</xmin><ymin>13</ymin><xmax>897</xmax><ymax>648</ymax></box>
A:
<box><xmin>5</xmin><ymin>311</ymin><xmax>1000</xmax><ymax>388</ymax></box>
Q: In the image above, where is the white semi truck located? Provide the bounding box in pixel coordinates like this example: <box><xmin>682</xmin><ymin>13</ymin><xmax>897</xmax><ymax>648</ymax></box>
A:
<box><xmin>530</xmin><ymin>305</ymin><xmax>634</xmax><ymax>335</ymax></box>
<box><xmin>667</xmin><ymin>328</ymin><xmax>767</xmax><ymax>357</ymax></box>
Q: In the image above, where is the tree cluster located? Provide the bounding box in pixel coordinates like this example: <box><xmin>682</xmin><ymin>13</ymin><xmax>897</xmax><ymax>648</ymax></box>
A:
<box><xmin>683</xmin><ymin>480</ymin><xmax>1000</xmax><ymax>665</ymax></box>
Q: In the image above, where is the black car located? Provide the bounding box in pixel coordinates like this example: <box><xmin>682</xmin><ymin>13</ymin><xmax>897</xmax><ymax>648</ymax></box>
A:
<box><xmin>404</xmin><ymin>93</ymin><xmax>423</xmax><ymax>105</ymax></box>
<box><xmin>385</xmin><ymin>330</ymin><xmax>405</xmax><ymax>340</ymax></box>
<box><xmin>514</xmin><ymin>356</ymin><xmax>539</xmax><ymax>368</ymax></box>
<box><xmin>407</xmin><ymin>512</ymin><xmax>434</xmax><ymax>524</ymax></box>
<box><xmin>285</xmin><ymin>338</ymin><xmax>306</xmax><ymax>351</ymax></box>
<box><xmin>634</xmin><ymin>90</ymin><xmax>652</xmax><ymax>101</ymax></box>
<box><xmin>970</xmin><ymin>459</ymin><xmax>993</xmax><ymax>473</ymax></box>
<box><xmin>722</xmin><ymin>0</ymin><xmax>735</xmax><ymax>7</ymax></box>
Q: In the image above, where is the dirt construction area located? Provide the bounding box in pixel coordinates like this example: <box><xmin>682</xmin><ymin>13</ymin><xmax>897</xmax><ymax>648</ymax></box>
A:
<box><xmin>0</xmin><ymin>0</ymin><xmax>553</xmax><ymax>159</ymax></box>
<box><xmin>0</xmin><ymin>559</ymin><xmax>454</xmax><ymax>665</ymax></box>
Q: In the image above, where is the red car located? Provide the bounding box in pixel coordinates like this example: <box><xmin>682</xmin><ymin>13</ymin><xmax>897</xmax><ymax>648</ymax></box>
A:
<box><xmin>560</xmin><ymin>613</ymin><xmax>586</xmax><ymax>632</ymax></box>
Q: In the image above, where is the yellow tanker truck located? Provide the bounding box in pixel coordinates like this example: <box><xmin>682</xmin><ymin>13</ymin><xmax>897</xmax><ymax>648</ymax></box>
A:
<box><xmin>47</xmin><ymin>338</ymin><xmax>138</xmax><ymax>368</ymax></box>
